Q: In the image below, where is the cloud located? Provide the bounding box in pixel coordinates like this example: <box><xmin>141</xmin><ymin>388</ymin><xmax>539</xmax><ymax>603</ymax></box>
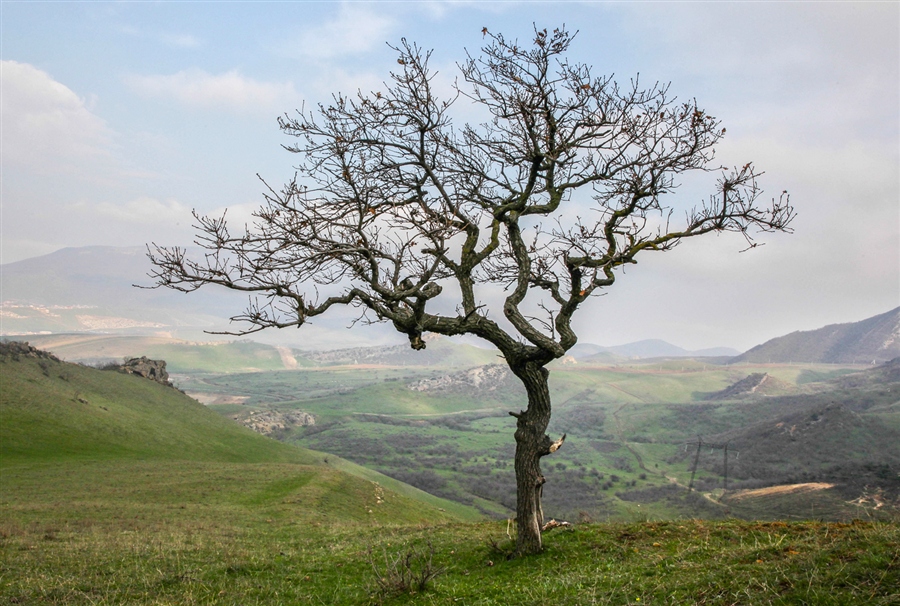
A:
<box><xmin>92</xmin><ymin>197</ymin><xmax>193</xmax><ymax>225</ymax></box>
<box><xmin>280</xmin><ymin>4</ymin><xmax>396</xmax><ymax>59</ymax></box>
<box><xmin>0</xmin><ymin>60</ymin><xmax>114</xmax><ymax>173</ymax></box>
<box><xmin>125</xmin><ymin>69</ymin><xmax>298</xmax><ymax>111</ymax></box>
<box><xmin>160</xmin><ymin>33</ymin><xmax>202</xmax><ymax>48</ymax></box>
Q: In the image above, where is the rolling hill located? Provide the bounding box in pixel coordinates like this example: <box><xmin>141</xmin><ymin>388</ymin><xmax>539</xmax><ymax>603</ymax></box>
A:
<box><xmin>0</xmin><ymin>341</ymin><xmax>478</xmax><ymax>525</ymax></box>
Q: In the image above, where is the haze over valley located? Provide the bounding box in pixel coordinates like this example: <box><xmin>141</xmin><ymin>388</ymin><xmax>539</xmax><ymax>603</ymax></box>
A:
<box><xmin>4</xmin><ymin>244</ymin><xmax>899</xmax><ymax>523</ymax></box>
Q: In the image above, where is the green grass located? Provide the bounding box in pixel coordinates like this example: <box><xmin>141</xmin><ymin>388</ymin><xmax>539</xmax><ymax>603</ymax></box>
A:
<box><xmin>0</xmin><ymin>352</ymin><xmax>308</xmax><ymax>463</ymax></box>
<box><xmin>1</xmin><ymin>345</ymin><xmax>898</xmax><ymax>604</ymax></box>
<box><xmin>2</xmin><ymin>493</ymin><xmax>898</xmax><ymax>606</ymax></box>
<box><xmin>0</xmin><ymin>352</ymin><xmax>479</xmax><ymax>522</ymax></box>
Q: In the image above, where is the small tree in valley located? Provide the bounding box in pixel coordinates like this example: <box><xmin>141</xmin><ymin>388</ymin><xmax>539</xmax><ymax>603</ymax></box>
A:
<box><xmin>147</xmin><ymin>27</ymin><xmax>794</xmax><ymax>555</ymax></box>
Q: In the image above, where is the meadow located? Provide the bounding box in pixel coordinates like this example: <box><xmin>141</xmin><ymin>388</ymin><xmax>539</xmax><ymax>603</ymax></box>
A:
<box><xmin>3</xmin><ymin>466</ymin><xmax>898</xmax><ymax>605</ymax></box>
<box><xmin>2</xmin><ymin>341</ymin><xmax>899</xmax><ymax>604</ymax></box>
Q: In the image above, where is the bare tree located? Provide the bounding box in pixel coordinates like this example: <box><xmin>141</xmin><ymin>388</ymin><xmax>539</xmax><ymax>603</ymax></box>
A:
<box><xmin>147</xmin><ymin>27</ymin><xmax>794</xmax><ymax>555</ymax></box>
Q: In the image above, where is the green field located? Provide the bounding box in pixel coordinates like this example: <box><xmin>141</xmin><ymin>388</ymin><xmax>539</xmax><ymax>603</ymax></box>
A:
<box><xmin>151</xmin><ymin>349</ymin><xmax>898</xmax><ymax>523</ymax></box>
<box><xmin>2</xmin><ymin>342</ymin><xmax>899</xmax><ymax>604</ymax></box>
<box><xmin>3</xmin><ymin>472</ymin><xmax>898</xmax><ymax>604</ymax></box>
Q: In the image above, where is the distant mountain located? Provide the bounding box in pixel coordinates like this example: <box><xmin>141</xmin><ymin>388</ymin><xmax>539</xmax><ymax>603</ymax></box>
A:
<box><xmin>734</xmin><ymin>307</ymin><xmax>900</xmax><ymax>364</ymax></box>
<box><xmin>569</xmin><ymin>339</ymin><xmax>739</xmax><ymax>360</ymax></box>
<box><xmin>0</xmin><ymin>246</ymin><xmax>396</xmax><ymax>349</ymax></box>
<box><xmin>0</xmin><ymin>245</ymin><xmax>242</xmax><ymax>331</ymax></box>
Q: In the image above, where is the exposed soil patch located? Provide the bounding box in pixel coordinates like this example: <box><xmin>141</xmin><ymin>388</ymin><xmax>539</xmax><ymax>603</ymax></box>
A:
<box><xmin>188</xmin><ymin>393</ymin><xmax>250</xmax><ymax>405</ymax></box>
<box><xmin>727</xmin><ymin>482</ymin><xmax>835</xmax><ymax>501</ymax></box>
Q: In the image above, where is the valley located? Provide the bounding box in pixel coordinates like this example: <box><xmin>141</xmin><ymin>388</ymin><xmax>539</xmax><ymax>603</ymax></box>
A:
<box><xmin>15</xmin><ymin>332</ymin><xmax>899</xmax><ymax>524</ymax></box>
<box><xmin>2</xmin><ymin>341</ymin><xmax>898</xmax><ymax>604</ymax></box>
<box><xmin>4</xmin><ymin>305</ymin><xmax>900</xmax><ymax>604</ymax></box>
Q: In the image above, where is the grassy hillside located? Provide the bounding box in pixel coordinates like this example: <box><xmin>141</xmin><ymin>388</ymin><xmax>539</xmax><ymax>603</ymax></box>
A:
<box><xmin>1</xmin><ymin>345</ymin><xmax>301</xmax><ymax>463</ymax></box>
<box><xmin>0</xmin><ymin>344</ymin><xmax>479</xmax><ymax>526</ymax></box>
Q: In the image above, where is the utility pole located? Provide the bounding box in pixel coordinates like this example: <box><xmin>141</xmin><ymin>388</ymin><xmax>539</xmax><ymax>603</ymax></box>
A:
<box><xmin>686</xmin><ymin>438</ymin><xmax>732</xmax><ymax>497</ymax></box>
<box><xmin>687</xmin><ymin>437</ymin><xmax>702</xmax><ymax>492</ymax></box>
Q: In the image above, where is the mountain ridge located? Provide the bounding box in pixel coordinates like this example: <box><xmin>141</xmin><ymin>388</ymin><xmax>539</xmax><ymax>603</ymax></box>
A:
<box><xmin>734</xmin><ymin>307</ymin><xmax>900</xmax><ymax>364</ymax></box>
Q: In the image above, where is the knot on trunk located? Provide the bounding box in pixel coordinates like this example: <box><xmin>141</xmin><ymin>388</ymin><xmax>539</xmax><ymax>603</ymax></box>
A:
<box><xmin>538</xmin><ymin>433</ymin><xmax>566</xmax><ymax>457</ymax></box>
<box><xmin>407</xmin><ymin>329</ymin><xmax>426</xmax><ymax>350</ymax></box>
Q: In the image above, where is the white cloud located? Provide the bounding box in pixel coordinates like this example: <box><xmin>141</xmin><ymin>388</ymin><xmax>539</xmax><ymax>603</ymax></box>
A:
<box><xmin>92</xmin><ymin>196</ymin><xmax>193</xmax><ymax>225</ymax></box>
<box><xmin>306</xmin><ymin>66</ymin><xmax>385</xmax><ymax>99</ymax></box>
<box><xmin>281</xmin><ymin>4</ymin><xmax>396</xmax><ymax>59</ymax></box>
<box><xmin>0</xmin><ymin>60</ymin><xmax>114</xmax><ymax>173</ymax></box>
<box><xmin>125</xmin><ymin>69</ymin><xmax>298</xmax><ymax>112</ymax></box>
<box><xmin>160</xmin><ymin>33</ymin><xmax>202</xmax><ymax>48</ymax></box>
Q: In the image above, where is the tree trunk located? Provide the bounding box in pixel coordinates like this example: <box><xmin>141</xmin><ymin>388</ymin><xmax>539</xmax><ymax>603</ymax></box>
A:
<box><xmin>511</xmin><ymin>361</ymin><xmax>557</xmax><ymax>555</ymax></box>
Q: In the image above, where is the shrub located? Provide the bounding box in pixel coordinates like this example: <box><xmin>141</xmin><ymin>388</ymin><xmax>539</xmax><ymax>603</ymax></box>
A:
<box><xmin>368</xmin><ymin>541</ymin><xmax>447</xmax><ymax>599</ymax></box>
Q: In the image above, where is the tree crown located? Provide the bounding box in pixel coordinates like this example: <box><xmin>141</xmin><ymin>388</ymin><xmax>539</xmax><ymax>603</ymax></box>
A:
<box><xmin>148</xmin><ymin>27</ymin><xmax>794</xmax><ymax>367</ymax></box>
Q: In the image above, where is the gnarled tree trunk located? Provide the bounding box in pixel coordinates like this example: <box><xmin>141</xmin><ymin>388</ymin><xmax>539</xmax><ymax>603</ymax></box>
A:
<box><xmin>510</xmin><ymin>361</ymin><xmax>564</xmax><ymax>555</ymax></box>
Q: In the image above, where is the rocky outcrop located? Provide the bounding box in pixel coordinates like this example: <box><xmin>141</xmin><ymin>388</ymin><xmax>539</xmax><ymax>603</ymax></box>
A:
<box><xmin>0</xmin><ymin>341</ymin><xmax>60</xmax><ymax>362</ymax></box>
<box><xmin>120</xmin><ymin>356</ymin><xmax>172</xmax><ymax>386</ymax></box>
<box><xmin>235</xmin><ymin>410</ymin><xmax>316</xmax><ymax>435</ymax></box>
<box><xmin>408</xmin><ymin>364</ymin><xmax>524</xmax><ymax>396</ymax></box>
<box><xmin>705</xmin><ymin>373</ymin><xmax>770</xmax><ymax>400</ymax></box>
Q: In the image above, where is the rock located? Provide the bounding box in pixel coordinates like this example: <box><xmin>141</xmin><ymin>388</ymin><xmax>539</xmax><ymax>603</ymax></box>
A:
<box><xmin>407</xmin><ymin>364</ymin><xmax>523</xmax><ymax>396</ymax></box>
<box><xmin>120</xmin><ymin>356</ymin><xmax>172</xmax><ymax>386</ymax></box>
<box><xmin>235</xmin><ymin>410</ymin><xmax>316</xmax><ymax>435</ymax></box>
<box><xmin>0</xmin><ymin>341</ymin><xmax>60</xmax><ymax>362</ymax></box>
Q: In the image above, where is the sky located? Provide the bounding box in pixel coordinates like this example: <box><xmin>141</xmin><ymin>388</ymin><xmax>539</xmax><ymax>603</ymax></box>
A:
<box><xmin>2</xmin><ymin>1</ymin><xmax>898</xmax><ymax>352</ymax></box>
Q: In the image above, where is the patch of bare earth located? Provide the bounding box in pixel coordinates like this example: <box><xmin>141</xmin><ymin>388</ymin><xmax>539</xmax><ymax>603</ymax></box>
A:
<box><xmin>275</xmin><ymin>346</ymin><xmax>298</xmax><ymax>369</ymax></box>
<box><xmin>728</xmin><ymin>482</ymin><xmax>835</xmax><ymax>501</ymax></box>
<box><xmin>187</xmin><ymin>393</ymin><xmax>249</xmax><ymax>405</ymax></box>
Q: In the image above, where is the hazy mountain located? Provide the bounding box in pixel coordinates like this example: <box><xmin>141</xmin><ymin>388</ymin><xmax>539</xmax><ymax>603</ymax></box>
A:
<box><xmin>570</xmin><ymin>339</ymin><xmax>739</xmax><ymax>360</ymax></box>
<box><xmin>0</xmin><ymin>246</ymin><xmax>397</xmax><ymax>349</ymax></box>
<box><xmin>733</xmin><ymin>307</ymin><xmax>900</xmax><ymax>364</ymax></box>
<box><xmin>0</xmin><ymin>246</ymin><xmax>241</xmax><ymax>330</ymax></box>
<box><xmin>2</xmin><ymin>246</ymin><xmax>742</xmax><ymax>356</ymax></box>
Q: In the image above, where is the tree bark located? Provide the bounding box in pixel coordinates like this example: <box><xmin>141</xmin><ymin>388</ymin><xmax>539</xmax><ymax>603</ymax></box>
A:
<box><xmin>511</xmin><ymin>361</ymin><xmax>558</xmax><ymax>555</ymax></box>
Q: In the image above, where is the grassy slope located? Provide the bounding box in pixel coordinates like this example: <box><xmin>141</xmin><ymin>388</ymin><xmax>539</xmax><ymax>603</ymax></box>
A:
<box><xmin>0</xmin><ymin>352</ymin><xmax>478</xmax><ymax>524</ymax></box>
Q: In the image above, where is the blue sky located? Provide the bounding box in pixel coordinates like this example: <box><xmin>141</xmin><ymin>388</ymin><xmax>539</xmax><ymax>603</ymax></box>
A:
<box><xmin>2</xmin><ymin>1</ymin><xmax>898</xmax><ymax>351</ymax></box>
